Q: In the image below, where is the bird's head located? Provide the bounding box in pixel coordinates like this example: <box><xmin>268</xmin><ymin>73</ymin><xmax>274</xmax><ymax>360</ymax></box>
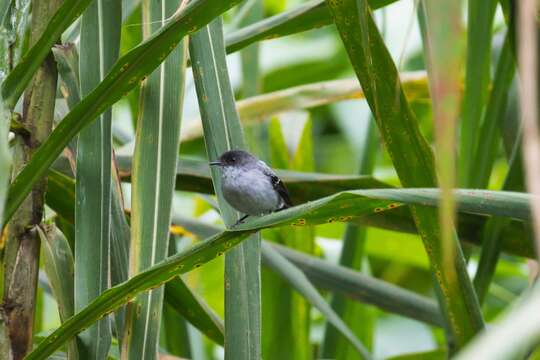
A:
<box><xmin>209</xmin><ymin>150</ymin><xmax>256</xmax><ymax>168</ymax></box>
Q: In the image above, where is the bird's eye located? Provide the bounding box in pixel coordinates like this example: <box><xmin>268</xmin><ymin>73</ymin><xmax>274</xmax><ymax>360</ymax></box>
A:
<box><xmin>231</xmin><ymin>157</ymin><xmax>236</xmax><ymax>162</ymax></box>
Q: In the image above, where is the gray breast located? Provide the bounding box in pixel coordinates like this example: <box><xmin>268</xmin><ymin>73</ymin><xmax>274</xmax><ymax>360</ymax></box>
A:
<box><xmin>220</xmin><ymin>166</ymin><xmax>281</xmax><ymax>216</ymax></box>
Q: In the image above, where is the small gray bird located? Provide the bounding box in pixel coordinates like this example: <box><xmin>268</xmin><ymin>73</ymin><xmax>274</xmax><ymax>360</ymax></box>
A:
<box><xmin>209</xmin><ymin>150</ymin><xmax>292</xmax><ymax>225</ymax></box>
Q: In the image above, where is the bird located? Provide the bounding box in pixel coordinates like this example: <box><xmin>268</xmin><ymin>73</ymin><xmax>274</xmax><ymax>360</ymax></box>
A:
<box><xmin>209</xmin><ymin>149</ymin><xmax>292</xmax><ymax>225</ymax></box>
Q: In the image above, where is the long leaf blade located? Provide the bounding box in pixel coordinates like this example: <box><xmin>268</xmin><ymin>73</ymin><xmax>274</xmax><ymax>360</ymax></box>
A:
<box><xmin>327</xmin><ymin>0</ymin><xmax>484</xmax><ymax>346</ymax></box>
<box><xmin>38</xmin><ymin>224</ymin><xmax>78</xmax><ymax>359</ymax></box>
<box><xmin>74</xmin><ymin>0</ymin><xmax>121</xmax><ymax>356</ymax></box>
<box><xmin>190</xmin><ymin>18</ymin><xmax>261</xmax><ymax>359</ymax></box>
<box><xmin>459</xmin><ymin>0</ymin><xmax>498</xmax><ymax>186</ymax></box>
<box><xmin>224</xmin><ymin>0</ymin><xmax>398</xmax><ymax>55</ymax></box>
<box><xmin>1</xmin><ymin>0</ymin><xmax>92</xmax><ymax>109</ymax></box>
<box><xmin>321</xmin><ymin>116</ymin><xmax>378</xmax><ymax>359</ymax></box>
<box><xmin>261</xmin><ymin>243</ymin><xmax>372</xmax><ymax>359</ymax></box>
<box><xmin>122</xmin><ymin>0</ymin><xmax>188</xmax><ymax>357</ymax></box>
<box><xmin>181</xmin><ymin>72</ymin><xmax>430</xmax><ymax>142</ymax></box>
<box><xmin>272</xmin><ymin>243</ymin><xmax>443</xmax><ymax>327</ymax></box>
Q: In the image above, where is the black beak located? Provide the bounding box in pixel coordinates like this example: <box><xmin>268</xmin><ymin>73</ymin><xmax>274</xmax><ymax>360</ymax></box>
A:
<box><xmin>209</xmin><ymin>161</ymin><xmax>222</xmax><ymax>166</ymax></box>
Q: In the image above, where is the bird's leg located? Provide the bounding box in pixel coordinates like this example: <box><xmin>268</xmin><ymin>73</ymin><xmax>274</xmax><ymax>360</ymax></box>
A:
<box><xmin>232</xmin><ymin>214</ymin><xmax>250</xmax><ymax>227</ymax></box>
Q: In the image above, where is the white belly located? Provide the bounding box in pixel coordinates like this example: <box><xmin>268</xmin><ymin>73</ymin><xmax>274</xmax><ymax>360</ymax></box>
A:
<box><xmin>221</xmin><ymin>167</ymin><xmax>281</xmax><ymax>216</ymax></box>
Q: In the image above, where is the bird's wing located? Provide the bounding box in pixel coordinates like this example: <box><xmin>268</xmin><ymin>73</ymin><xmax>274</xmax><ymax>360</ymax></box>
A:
<box><xmin>258</xmin><ymin>160</ymin><xmax>293</xmax><ymax>208</ymax></box>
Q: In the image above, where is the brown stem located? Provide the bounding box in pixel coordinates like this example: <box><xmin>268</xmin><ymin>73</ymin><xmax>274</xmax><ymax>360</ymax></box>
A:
<box><xmin>1</xmin><ymin>0</ymin><xmax>62</xmax><ymax>358</ymax></box>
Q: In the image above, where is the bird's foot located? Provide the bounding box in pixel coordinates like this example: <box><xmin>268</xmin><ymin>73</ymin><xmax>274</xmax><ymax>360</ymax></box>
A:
<box><xmin>231</xmin><ymin>214</ymin><xmax>250</xmax><ymax>228</ymax></box>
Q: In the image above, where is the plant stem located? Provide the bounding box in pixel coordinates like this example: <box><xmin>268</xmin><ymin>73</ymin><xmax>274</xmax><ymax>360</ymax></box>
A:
<box><xmin>1</xmin><ymin>0</ymin><xmax>62</xmax><ymax>358</ymax></box>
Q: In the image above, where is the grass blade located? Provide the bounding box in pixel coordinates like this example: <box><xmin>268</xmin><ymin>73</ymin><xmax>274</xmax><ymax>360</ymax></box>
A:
<box><xmin>190</xmin><ymin>18</ymin><xmax>261</xmax><ymax>359</ymax></box>
<box><xmin>237</xmin><ymin>0</ymin><xmax>263</xmax><ymax>98</ymax></box>
<box><xmin>53</xmin><ymin>37</ymin><xmax>132</xmax><ymax>340</ymax></box>
<box><xmin>224</xmin><ymin>0</ymin><xmax>398</xmax><ymax>55</ymax></box>
<box><xmin>321</xmin><ymin>117</ymin><xmax>378</xmax><ymax>359</ymax></box>
<box><xmin>418</xmin><ymin>4</ymin><xmax>464</xmax><ymax>348</ymax></box>
<box><xmin>1</xmin><ymin>0</ymin><xmax>92</xmax><ymax>109</ymax></box>
<box><xmin>455</xmin><ymin>284</ymin><xmax>540</xmax><ymax>360</ymax></box>
<box><xmin>161</xmin><ymin>237</ymin><xmax>192</xmax><ymax>358</ymax></box>
<box><xmin>109</xmin><ymin>164</ymin><xmax>131</xmax><ymax>337</ymax></box>
<box><xmin>165</xmin><ymin>277</ymin><xmax>225</xmax><ymax>345</ymax></box>
<box><xmin>459</xmin><ymin>0</ymin><xmax>498</xmax><ymax>186</ymax></box>
<box><xmin>121</xmin><ymin>0</ymin><xmax>187</xmax><ymax>357</ymax></box>
<box><xmin>52</xmin><ymin>43</ymin><xmax>80</xmax><ymax>110</ymax></box>
<box><xmin>40</xmin><ymin>225</ymin><xmax>75</xmax><ymax>322</ymax></box>
<box><xmin>3</xmin><ymin>0</ymin><xmax>242</xmax><ymax>227</ymax></box>
<box><xmin>261</xmin><ymin>243</ymin><xmax>372</xmax><ymax>359</ymax></box>
<box><xmin>262</xmin><ymin>116</ymin><xmax>313</xmax><ymax>359</ymax></box>
<box><xmin>181</xmin><ymin>72</ymin><xmax>430</xmax><ymax>142</ymax></box>
<box><xmin>471</xmin><ymin>34</ymin><xmax>520</xmax><ymax>304</ymax></box>
<box><xmin>327</xmin><ymin>0</ymin><xmax>484</xmax><ymax>346</ymax></box>
<box><xmin>74</xmin><ymin>0</ymin><xmax>121</xmax><ymax>357</ymax></box>
<box><xmin>38</xmin><ymin>224</ymin><xmax>77</xmax><ymax>359</ymax></box>
<box><xmin>470</xmin><ymin>34</ymin><xmax>516</xmax><ymax>189</ymax></box>
<box><xmin>271</xmin><ymin>243</ymin><xmax>443</xmax><ymax>327</ymax></box>
<box><xmin>171</xmin><ymin>216</ymin><xmax>445</xmax><ymax>328</ymax></box>
<box><xmin>162</xmin><ymin>302</ymin><xmax>191</xmax><ymax>358</ymax></box>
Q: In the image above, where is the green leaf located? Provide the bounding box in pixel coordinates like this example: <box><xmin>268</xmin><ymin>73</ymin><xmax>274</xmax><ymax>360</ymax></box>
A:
<box><xmin>39</xmin><ymin>225</ymin><xmax>75</xmax><ymax>323</ymax></box>
<box><xmin>161</xmin><ymin>302</ymin><xmax>192</xmax><ymax>358</ymax></box>
<box><xmin>74</xmin><ymin>1</ymin><xmax>121</xmax><ymax>357</ymax></box>
<box><xmin>471</xmin><ymin>33</ymin><xmax>520</xmax><ymax>305</ymax></box>
<box><xmin>470</xmin><ymin>34</ymin><xmax>516</xmax><ymax>189</ymax></box>
<box><xmin>237</xmin><ymin>0</ymin><xmax>263</xmax><ymax>98</ymax></box>
<box><xmin>190</xmin><ymin>17</ymin><xmax>261</xmax><ymax>359</ymax></box>
<box><xmin>52</xmin><ymin>36</ymin><xmax>132</xmax><ymax>341</ymax></box>
<box><xmin>181</xmin><ymin>72</ymin><xmax>430</xmax><ymax>142</ymax></box>
<box><xmin>164</xmin><ymin>277</ymin><xmax>224</xmax><ymax>345</ymax></box>
<box><xmin>51</xmin><ymin>42</ymin><xmax>80</xmax><ymax>167</ymax></box>
<box><xmin>38</xmin><ymin>224</ymin><xmax>77</xmax><ymax>359</ymax></box>
<box><xmin>3</xmin><ymin>0</ymin><xmax>242</xmax><ymax>228</ymax></box>
<box><xmin>52</xmin><ymin>43</ymin><xmax>81</xmax><ymax>109</ymax></box>
<box><xmin>224</xmin><ymin>0</ymin><xmax>398</xmax><ymax>55</ymax></box>
<box><xmin>455</xmin><ymin>284</ymin><xmax>540</xmax><ymax>360</ymax></box>
<box><xmin>121</xmin><ymin>0</ymin><xmax>188</xmax><ymax>357</ymax></box>
<box><xmin>321</xmin><ymin>116</ymin><xmax>378</xmax><ymax>359</ymax></box>
<box><xmin>109</xmin><ymin>166</ymin><xmax>132</xmax><ymax>337</ymax></box>
<box><xmin>1</xmin><ymin>0</ymin><xmax>92</xmax><ymax>109</ymax></box>
<box><xmin>170</xmin><ymin>216</ymin><xmax>445</xmax><ymax>328</ymax></box>
<box><xmin>27</xmin><ymin>186</ymin><xmax>537</xmax><ymax>359</ymax></box>
<box><xmin>261</xmin><ymin>243</ymin><xmax>372</xmax><ymax>359</ymax></box>
<box><xmin>160</xmin><ymin>237</ymin><xmax>192</xmax><ymax>358</ymax></box>
<box><xmin>459</xmin><ymin>0</ymin><xmax>498</xmax><ymax>186</ymax></box>
<box><xmin>272</xmin><ymin>243</ymin><xmax>443</xmax><ymax>327</ymax></box>
<box><xmin>262</xmin><ymin>116</ymin><xmax>313</xmax><ymax>360</ymax></box>
<box><xmin>418</xmin><ymin>5</ymin><xmax>465</xmax><ymax>345</ymax></box>
<box><xmin>328</xmin><ymin>0</ymin><xmax>484</xmax><ymax>346</ymax></box>
<box><xmin>386</xmin><ymin>349</ymin><xmax>447</xmax><ymax>360</ymax></box>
